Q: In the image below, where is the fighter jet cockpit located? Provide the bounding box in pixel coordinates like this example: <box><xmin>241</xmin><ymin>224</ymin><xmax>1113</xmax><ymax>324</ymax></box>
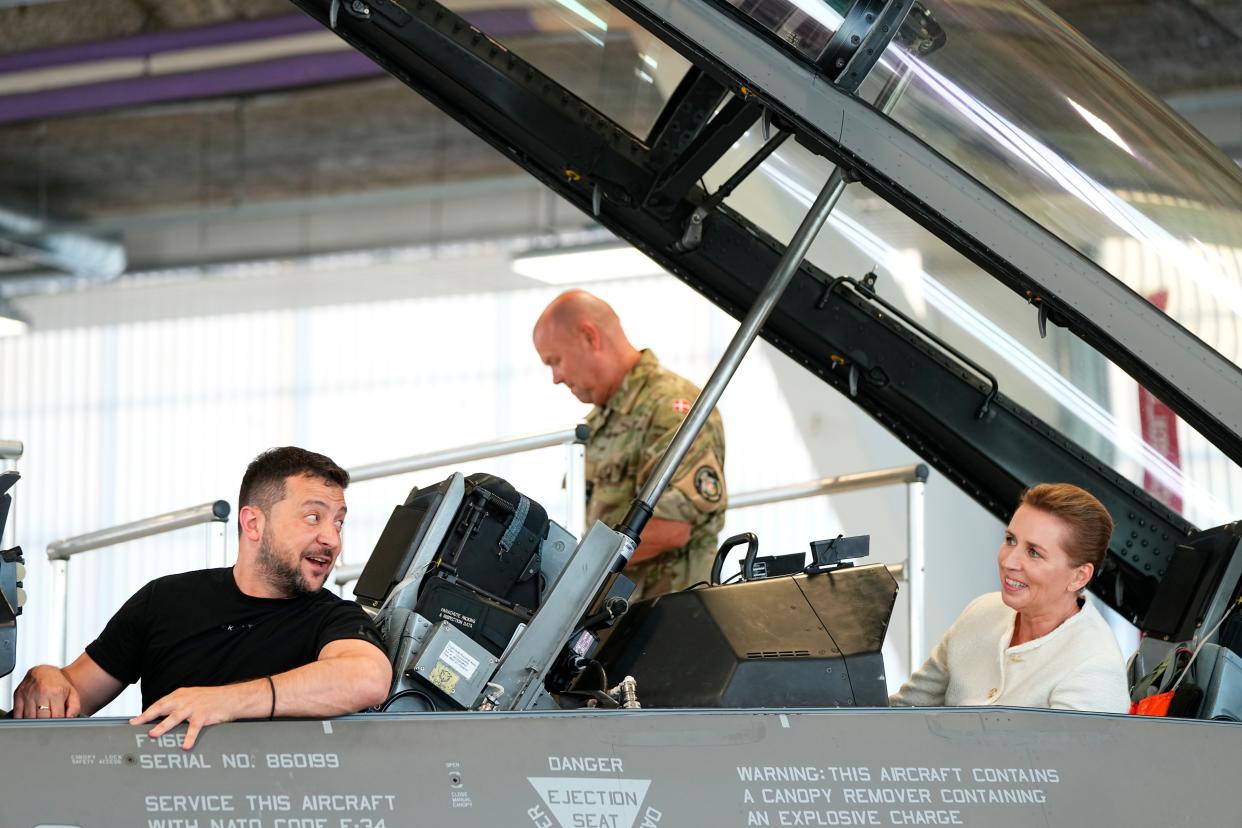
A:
<box><xmin>351</xmin><ymin>469</ymin><xmax>895</xmax><ymax>712</ymax></box>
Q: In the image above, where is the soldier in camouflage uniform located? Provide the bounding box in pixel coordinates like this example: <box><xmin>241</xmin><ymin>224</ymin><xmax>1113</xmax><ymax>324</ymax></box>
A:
<box><xmin>583</xmin><ymin>349</ymin><xmax>726</xmax><ymax>598</ymax></box>
<box><xmin>533</xmin><ymin>290</ymin><xmax>727</xmax><ymax>600</ymax></box>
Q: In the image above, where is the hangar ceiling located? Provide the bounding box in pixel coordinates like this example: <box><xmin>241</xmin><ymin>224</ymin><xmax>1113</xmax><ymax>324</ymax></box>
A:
<box><xmin>0</xmin><ymin>0</ymin><xmax>1239</xmax><ymax>292</ymax></box>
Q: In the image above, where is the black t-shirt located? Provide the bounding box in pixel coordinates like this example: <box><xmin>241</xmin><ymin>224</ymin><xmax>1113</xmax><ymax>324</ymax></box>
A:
<box><xmin>86</xmin><ymin>568</ymin><xmax>384</xmax><ymax>709</ymax></box>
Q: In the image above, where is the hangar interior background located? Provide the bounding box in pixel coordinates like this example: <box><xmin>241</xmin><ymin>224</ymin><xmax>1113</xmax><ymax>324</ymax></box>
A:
<box><xmin>1</xmin><ymin>0</ymin><xmax>1240</xmax><ymax>715</ymax></box>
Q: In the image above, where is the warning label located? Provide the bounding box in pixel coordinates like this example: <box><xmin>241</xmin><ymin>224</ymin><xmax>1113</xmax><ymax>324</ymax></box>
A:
<box><xmin>527</xmin><ymin>776</ymin><xmax>651</xmax><ymax>828</ymax></box>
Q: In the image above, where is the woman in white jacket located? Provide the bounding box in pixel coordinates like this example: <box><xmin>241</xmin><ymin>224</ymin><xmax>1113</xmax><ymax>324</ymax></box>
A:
<box><xmin>891</xmin><ymin>483</ymin><xmax>1130</xmax><ymax>713</ymax></box>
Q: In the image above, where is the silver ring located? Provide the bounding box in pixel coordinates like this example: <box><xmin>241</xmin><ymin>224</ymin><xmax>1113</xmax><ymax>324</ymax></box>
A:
<box><xmin>35</xmin><ymin>705</ymin><xmax>50</xmax><ymax>711</ymax></box>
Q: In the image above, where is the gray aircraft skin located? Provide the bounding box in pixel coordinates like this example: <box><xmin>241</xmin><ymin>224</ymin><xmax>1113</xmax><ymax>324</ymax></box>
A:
<box><xmin>4</xmin><ymin>1</ymin><xmax>1242</xmax><ymax>826</ymax></box>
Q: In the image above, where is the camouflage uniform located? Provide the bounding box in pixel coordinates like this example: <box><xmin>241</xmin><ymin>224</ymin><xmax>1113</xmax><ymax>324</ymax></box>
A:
<box><xmin>584</xmin><ymin>349</ymin><xmax>726</xmax><ymax>600</ymax></box>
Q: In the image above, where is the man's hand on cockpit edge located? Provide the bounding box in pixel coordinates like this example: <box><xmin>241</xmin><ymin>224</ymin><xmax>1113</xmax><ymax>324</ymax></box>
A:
<box><xmin>130</xmin><ymin>678</ymin><xmax>271</xmax><ymax>751</ymax></box>
<box><xmin>12</xmin><ymin>664</ymin><xmax>82</xmax><ymax>719</ymax></box>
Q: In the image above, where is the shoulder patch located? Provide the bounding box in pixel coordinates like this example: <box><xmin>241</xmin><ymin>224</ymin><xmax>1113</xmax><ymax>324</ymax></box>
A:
<box><xmin>672</xmin><ymin>398</ymin><xmax>692</xmax><ymax>414</ymax></box>
<box><xmin>694</xmin><ymin>465</ymin><xmax>722</xmax><ymax>503</ymax></box>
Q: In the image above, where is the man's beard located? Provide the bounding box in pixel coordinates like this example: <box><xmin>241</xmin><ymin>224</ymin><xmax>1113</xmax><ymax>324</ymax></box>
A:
<box><xmin>256</xmin><ymin>525</ymin><xmax>320</xmax><ymax>598</ymax></box>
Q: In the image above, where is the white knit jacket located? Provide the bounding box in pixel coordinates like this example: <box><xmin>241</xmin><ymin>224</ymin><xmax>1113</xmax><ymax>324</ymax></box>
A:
<box><xmin>890</xmin><ymin>592</ymin><xmax>1131</xmax><ymax>713</ymax></box>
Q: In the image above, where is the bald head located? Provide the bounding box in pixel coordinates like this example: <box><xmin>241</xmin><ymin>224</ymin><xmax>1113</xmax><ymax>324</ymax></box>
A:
<box><xmin>533</xmin><ymin>290</ymin><xmax>642</xmax><ymax>405</ymax></box>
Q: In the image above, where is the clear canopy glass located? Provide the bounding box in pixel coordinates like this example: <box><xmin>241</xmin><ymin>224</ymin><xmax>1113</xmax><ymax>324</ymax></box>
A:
<box><xmin>727</xmin><ymin>0</ymin><xmax>1242</xmax><ymax>373</ymax></box>
<box><xmin>445</xmin><ymin>0</ymin><xmax>692</xmax><ymax>138</ymax></box>
<box><xmin>703</xmin><ymin>130</ymin><xmax>1242</xmax><ymax>536</ymax></box>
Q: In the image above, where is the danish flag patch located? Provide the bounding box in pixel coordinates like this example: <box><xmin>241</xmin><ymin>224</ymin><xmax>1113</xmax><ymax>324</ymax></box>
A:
<box><xmin>672</xmin><ymin>399</ymin><xmax>692</xmax><ymax>414</ymax></box>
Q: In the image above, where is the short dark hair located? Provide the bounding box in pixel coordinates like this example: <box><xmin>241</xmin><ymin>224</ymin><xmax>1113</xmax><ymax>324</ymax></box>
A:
<box><xmin>238</xmin><ymin>447</ymin><xmax>350</xmax><ymax>527</ymax></box>
<box><xmin>1019</xmin><ymin>483</ymin><xmax>1113</xmax><ymax>573</ymax></box>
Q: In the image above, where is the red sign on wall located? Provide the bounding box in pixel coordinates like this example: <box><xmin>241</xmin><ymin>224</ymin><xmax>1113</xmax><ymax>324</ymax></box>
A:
<box><xmin>1138</xmin><ymin>290</ymin><xmax>1182</xmax><ymax>512</ymax></box>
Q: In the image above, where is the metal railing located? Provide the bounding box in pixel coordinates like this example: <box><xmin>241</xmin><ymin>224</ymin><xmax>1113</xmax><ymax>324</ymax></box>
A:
<box><xmin>45</xmin><ymin>500</ymin><xmax>231</xmax><ymax>665</ymax></box>
<box><xmin>335</xmin><ymin>461</ymin><xmax>929</xmax><ymax>670</ymax></box>
<box><xmin>350</xmin><ymin>425</ymin><xmax>588</xmax><ymax>490</ymax></box>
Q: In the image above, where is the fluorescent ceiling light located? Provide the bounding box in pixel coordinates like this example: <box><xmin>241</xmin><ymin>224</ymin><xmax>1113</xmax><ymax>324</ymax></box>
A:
<box><xmin>512</xmin><ymin>244</ymin><xmax>665</xmax><ymax>284</ymax></box>
<box><xmin>0</xmin><ymin>299</ymin><xmax>29</xmax><ymax>338</ymax></box>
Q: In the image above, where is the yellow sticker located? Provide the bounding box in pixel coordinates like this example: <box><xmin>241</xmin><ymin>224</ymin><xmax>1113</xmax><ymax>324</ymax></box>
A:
<box><xmin>429</xmin><ymin>662</ymin><xmax>460</xmax><ymax>696</ymax></box>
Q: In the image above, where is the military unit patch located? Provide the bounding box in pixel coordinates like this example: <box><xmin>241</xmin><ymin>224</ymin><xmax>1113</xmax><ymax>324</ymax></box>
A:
<box><xmin>694</xmin><ymin>465</ymin><xmax>722</xmax><ymax>503</ymax></box>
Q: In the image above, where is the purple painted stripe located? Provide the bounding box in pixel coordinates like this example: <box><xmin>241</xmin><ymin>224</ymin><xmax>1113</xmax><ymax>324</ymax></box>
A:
<box><xmin>462</xmin><ymin>8</ymin><xmax>537</xmax><ymax>36</ymax></box>
<box><xmin>0</xmin><ymin>51</ymin><xmax>384</xmax><ymax>126</ymax></box>
<box><xmin>0</xmin><ymin>8</ymin><xmax>538</xmax><ymax>75</ymax></box>
<box><xmin>0</xmin><ymin>14</ymin><xmax>323</xmax><ymax>74</ymax></box>
<box><xmin>0</xmin><ymin>7</ymin><xmax>541</xmax><ymax>125</ymax></box>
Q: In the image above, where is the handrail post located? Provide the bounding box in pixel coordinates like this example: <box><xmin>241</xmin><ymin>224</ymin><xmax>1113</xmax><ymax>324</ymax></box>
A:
<box><xmin>49</xmin><ymin>558</ymin><xmax>68</xmax><ymax>665</ymax></box>
<box><xmin>564</xmin><ymin>438</ymin><xmax>586</xmax><ymax>533</ymax></box>
<box><xmin>206</xmin><ymin>520</ymin><xmax>228</xmax><ymax>569</ymax></box>
<box><xmin>906</xmin><ymin>477</ymin><xmax>926</xmax><ymax>671</ymax></box>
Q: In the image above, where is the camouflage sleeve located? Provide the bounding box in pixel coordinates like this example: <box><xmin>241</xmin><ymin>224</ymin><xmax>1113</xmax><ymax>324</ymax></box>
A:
<box><xmin>636</xmin><ymin>399</ymin><xmax>726</xmax><ymax>524</ymax></box>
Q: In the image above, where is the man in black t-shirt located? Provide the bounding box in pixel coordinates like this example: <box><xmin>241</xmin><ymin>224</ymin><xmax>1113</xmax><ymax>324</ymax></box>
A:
<box><xmin>12</xmin><ymin>447</ymin><xmax>391</xmax><ymax>749</ymax></box>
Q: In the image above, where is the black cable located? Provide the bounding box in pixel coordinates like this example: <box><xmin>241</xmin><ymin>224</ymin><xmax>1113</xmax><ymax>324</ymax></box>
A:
<box><xmin>380</xmin><ymin>689</ymin><xmax>436</xmax><ymax>712</ymax></box>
